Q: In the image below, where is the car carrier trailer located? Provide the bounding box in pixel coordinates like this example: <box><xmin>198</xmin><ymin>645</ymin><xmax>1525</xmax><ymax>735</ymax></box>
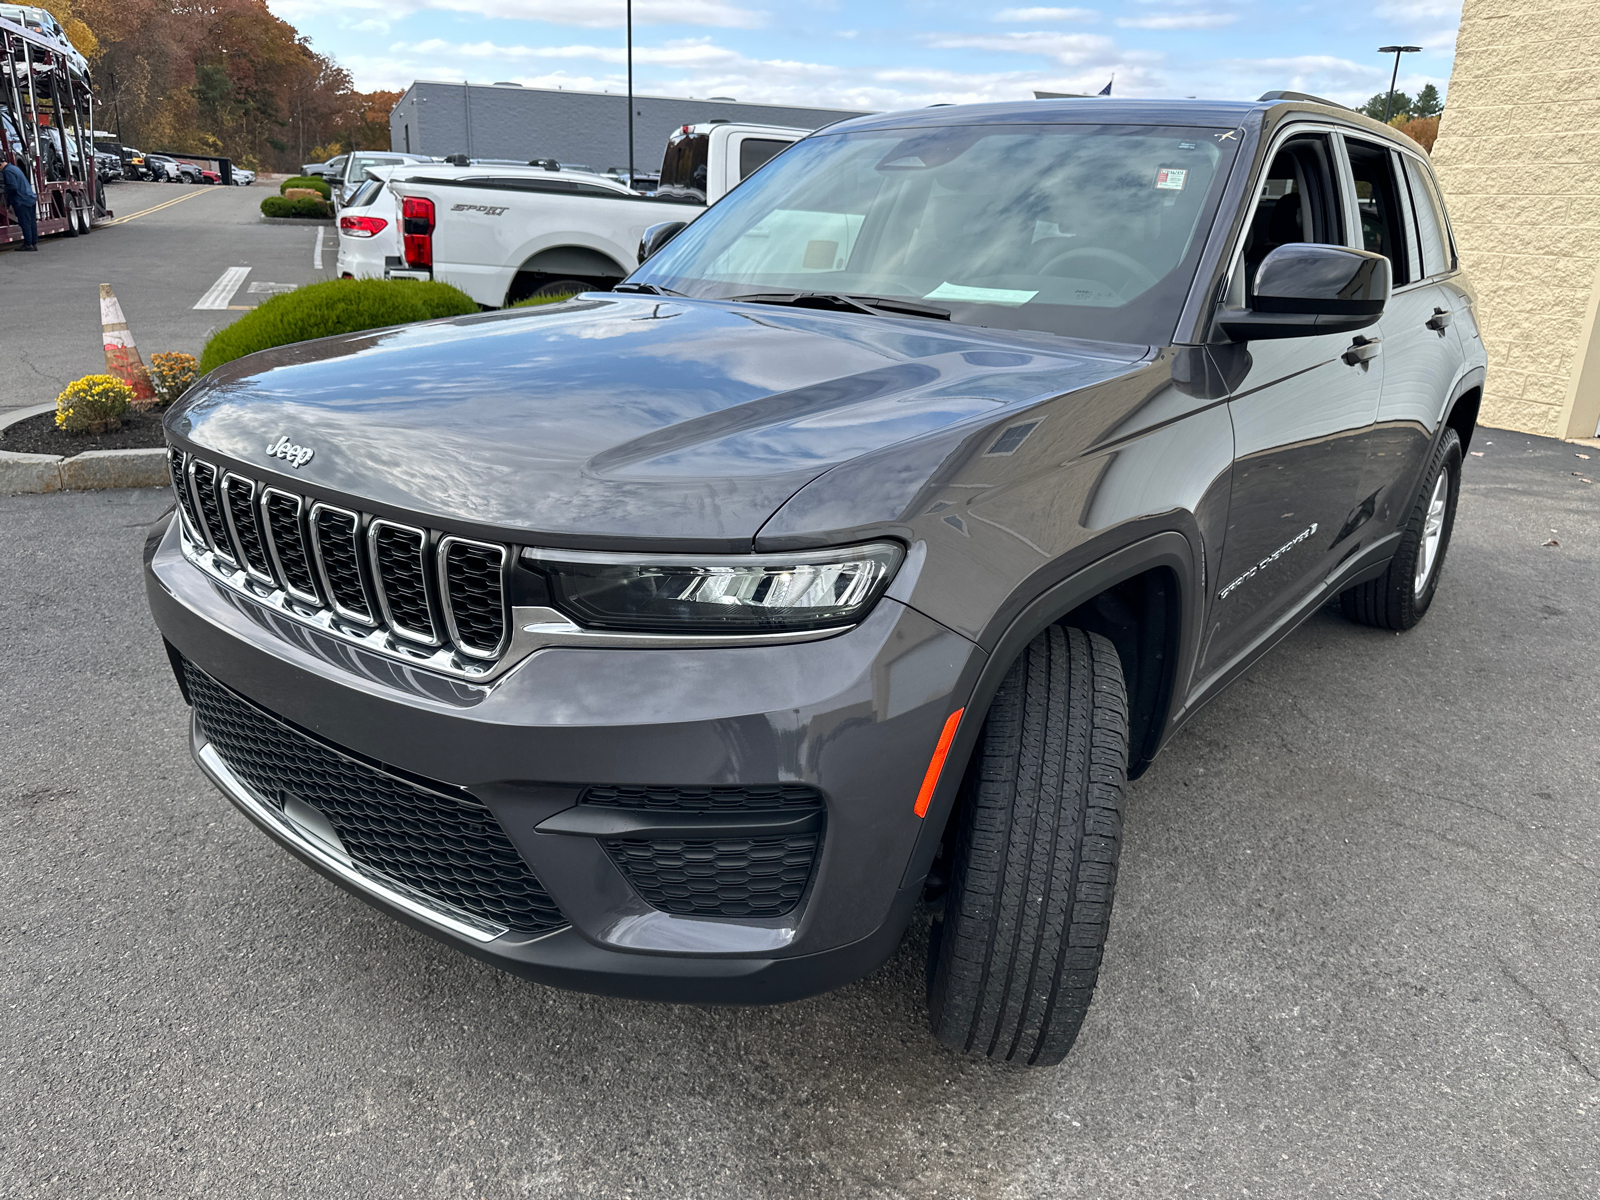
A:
<box><xmin>1</xmin><ymin>12</ymin><xmax>104</xmax><ymax>243</ymax></box>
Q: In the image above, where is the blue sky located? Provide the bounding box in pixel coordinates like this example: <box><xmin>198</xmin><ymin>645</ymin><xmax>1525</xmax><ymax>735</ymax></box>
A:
<box><xmin>265</xmin><ymin>0</ymin><xmax>1460</xmax><ymax>112</ymax></box>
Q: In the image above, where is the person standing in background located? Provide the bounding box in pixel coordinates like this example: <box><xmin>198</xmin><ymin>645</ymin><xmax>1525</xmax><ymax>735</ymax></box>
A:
<box><xmin>3</xmin><ymin>158</ymin><xmax>39</xmax><ymax>251</ymax></box>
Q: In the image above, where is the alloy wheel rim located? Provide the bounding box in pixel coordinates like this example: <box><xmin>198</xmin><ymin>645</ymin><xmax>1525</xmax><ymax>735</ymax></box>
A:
<box><xmin>1414</xmin><ymin>471</ymin><xmax>1449</xmax><ymax>596</ymax></box>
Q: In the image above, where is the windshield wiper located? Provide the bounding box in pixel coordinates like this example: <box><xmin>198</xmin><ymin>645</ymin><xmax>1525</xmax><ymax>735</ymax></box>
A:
<box><xmin>727</xmin><ymin>291</ymin><xmax>951</xmax><ymax>321</ymax></box>
<box><xmin>611</xmin><ymin>282</ymin><xmax>685</xmax><ymax>296</ymax></box>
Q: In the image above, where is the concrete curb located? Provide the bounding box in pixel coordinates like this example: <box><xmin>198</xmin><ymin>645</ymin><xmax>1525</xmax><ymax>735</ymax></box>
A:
<box><xmin>1</xmin><ymin>403</ymin><xmax>168</xmax><ymax>494</ymax></box>
<box><xmin>258</xmin><ymin>215</ymin><xmax>334</xmax><ymax>226</ymax></box>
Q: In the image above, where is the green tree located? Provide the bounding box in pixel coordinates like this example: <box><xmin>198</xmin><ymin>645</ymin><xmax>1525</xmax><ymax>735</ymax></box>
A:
<box><xmin>1412</xmin><ymin>83</ymin><xmax>1443</xmax><ymax>118</ymax></box>
<box><xmin>1360</xmin><ymin>90</ymin><xmax>1413</xmax><ymax>121</ymax></box>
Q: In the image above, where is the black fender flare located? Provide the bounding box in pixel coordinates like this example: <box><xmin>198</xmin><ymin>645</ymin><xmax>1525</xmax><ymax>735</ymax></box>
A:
<box><xmin>898</xmin><ymin>529</ymin><xmax>1199</xmax><ymax>890</ymax></box>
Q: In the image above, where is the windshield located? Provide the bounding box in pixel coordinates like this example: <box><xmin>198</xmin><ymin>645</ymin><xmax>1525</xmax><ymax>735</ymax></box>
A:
<box><xmin>631</xmin><ymin>122</ymin><xmax>1239</xmax><ymax>344</ymax></box>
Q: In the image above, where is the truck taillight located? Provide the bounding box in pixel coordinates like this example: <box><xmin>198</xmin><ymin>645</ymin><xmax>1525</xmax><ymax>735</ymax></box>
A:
<box><xmin>340</xmin><ymin>215</ymin><xmax>387</xmax><ymax>238</ymax></box>
<box><xmin>401</xmin><ymin>196</ymin><xmax>435</xmax><ymax>268</ymax></box>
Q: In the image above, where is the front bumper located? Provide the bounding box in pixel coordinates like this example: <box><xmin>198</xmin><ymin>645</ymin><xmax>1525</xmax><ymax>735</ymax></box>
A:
<box><xmin>146</xmin><ymin>516</ymin><xmax>983</xmax><ymax>1003</ymax></box>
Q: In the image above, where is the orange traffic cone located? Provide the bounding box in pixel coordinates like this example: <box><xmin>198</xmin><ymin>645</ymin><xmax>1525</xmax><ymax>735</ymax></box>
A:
<box><xmin>100</xmin><ymin>283</ymin><xmax>156</xmax><ymax>407</ymax></box>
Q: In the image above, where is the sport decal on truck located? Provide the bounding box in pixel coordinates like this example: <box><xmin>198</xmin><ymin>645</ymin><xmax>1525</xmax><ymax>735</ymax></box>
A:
<box><xmin>450</xmin><ymin>203</ymin><xmax>509</xmax><ymax>216</ymax></box>
<box><xmin>1217</xmin><ymin>523</ymin><xmax>1318</xmax><ymax>600</ymax></box>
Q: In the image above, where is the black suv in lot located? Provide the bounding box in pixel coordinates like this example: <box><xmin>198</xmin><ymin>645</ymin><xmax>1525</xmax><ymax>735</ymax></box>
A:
<box><xmin>146</xmin><ymin>95</ymin><xmax>1484</xmax><ymax>1066</ymax></box>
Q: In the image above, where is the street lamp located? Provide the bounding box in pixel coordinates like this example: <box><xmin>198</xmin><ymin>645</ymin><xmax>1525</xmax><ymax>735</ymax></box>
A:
<box><xmin>626</xmin><ymin>0</ymin><xmax>634</xmax><ymax>189</ymax></box>
<box><xmin>1378</xmin><ymin>45</ymin><xmax>1423</xmax><ymax>123</ymax></box>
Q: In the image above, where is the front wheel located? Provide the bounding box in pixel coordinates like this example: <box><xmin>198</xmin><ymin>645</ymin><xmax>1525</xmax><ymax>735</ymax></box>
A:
<box><xmin>927</xmin><ymin>624</ymin><xmax>1128</xmax><ymax>1067</ymax></box>
<box><xmin>1340</xmin><ymin>426</ymin><xmax>1462</xmax><ymax>630</ymax></box>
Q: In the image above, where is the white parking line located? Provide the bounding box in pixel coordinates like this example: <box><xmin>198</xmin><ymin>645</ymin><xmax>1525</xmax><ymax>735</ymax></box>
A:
<box><xmin>312</xmin><ymin>227</ymin><xmax>324</xmax><ymax>271</ymax></box>
<box><xmin>194</xmin><ymin>266</ymin><xmax>251</xmax><ymax>310</ymax></box>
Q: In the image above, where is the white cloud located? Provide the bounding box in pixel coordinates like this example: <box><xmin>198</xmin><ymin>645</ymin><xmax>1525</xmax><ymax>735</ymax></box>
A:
<box><xmin>1116</xmin><ymin>13</ymin><xmax>1237</xmax><ymax>29</ymax></box>
<box><xmin>269</xmin><ymin>0</ymin><xmax>765</xmax><ymax>29</ymax></box>
<box><xmin>993</xmin><ymin>7</ymin><xmax>1097</xmax><ymax>21</ymax></box>
<box><xmin>920</xmin><ymin>31</ymin><xmax>1116</xmax><ymax>67</ymax></box>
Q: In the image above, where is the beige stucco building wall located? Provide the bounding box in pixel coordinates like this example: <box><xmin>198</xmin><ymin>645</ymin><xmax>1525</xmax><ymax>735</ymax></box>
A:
<box><xmin>1432</xmin><ymin>0</ymin><xmax>1600</xmax><ymax>439</ymax></box>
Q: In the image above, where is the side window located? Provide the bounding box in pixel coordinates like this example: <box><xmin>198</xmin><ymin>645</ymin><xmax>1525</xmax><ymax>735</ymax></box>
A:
<box><xmin>1402</xmin><ymin>154</ymin><xmax>1455</xmax><ymax>278</ymax></box>
<box><xmin>737</xmin><ymin>137</ymin><xmax>790</xmax><ymax>180</ymax></box>
<box><xmin>1238</xmin><ymin>135</ymin><xmax>1344</xmax><ymax>302</ymax></box>
<box><xmin>1344</xmin><ymin>139</ymin><xmax>1413</xmax><ymax>286</ymax></box>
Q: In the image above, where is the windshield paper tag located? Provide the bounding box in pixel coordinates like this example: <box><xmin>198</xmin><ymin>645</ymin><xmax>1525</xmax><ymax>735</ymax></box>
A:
<box><xmin>925</xmin><ymin>282</ymin><xmax>1039</xmax><ymax>306</ymax></box>
<box><xmin>1155</xmin><ymin>167</ymin><xmax>1187</xmax><ymax>191</ymax></box>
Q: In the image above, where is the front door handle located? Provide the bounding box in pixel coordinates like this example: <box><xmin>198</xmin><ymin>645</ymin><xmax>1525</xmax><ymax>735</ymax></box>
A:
<box><xmin>1342</xmin><ymin>336</ymin><xmax>1382</xmax><ymax>367</ymax></box>
<box><xmin>1426</xmin><ymin>307</ymin><xmax>1452</xmax><ymax>332</ymax></box>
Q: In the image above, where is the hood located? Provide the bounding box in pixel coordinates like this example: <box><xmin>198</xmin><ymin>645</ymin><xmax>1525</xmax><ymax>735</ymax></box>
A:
<box><xmin>169</xmin><ymin>295</ymin><xmax>1145</xmax><ymax>547</ymax></box>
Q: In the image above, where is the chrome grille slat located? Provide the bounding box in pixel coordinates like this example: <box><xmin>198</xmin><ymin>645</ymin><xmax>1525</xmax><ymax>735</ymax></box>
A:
<box><xmin>369</xmin><ymin>520</ymin><xmax>440</xmax><ymax>646</ymax></box>
<box><xmin>220</xmin><ymin>472</ymin><xmax>275</xmax><ymax>586</ymax></box>
<box><xmin>168</xmin><ymin>451</ymin><xmax>515</xmax><ymax>676</ymax></box>
<box><xmin>167</xmin><ymin>448</ymin><xmax>206</xmax><ymax>546</ymax></box>
<box><xmin>187</xmin><ymin>459</ymin><xmax>237</xmax><ymax>565</ymax></box>
<box><xmin>309</xmin><ymin>503</ymin><xmax>375</xmax><ymax>626</ymax></box>
<box><xmin>260</xmin><ymin>488</ymin><xmax>321</xmax><ymax>607</ymax></box>
<box><xmin>438</xmin><ymin>537</ymin><xmax>508</xmax><ymax>659</ymax></box>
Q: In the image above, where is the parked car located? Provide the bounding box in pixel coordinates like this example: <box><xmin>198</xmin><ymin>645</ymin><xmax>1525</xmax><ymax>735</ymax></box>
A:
<box><xmin>148</xmin><ymin>94</ymin><xmax>1485</xmax><ymax>1067</ymax></box>
<box><xmin>192</xmin><ymin>165</ymin><xmax>220</xmax><ymax>185</ymax></box>
<box><xmin>302</xmin><ymin>154</ymin><xmax>348</xmax><ymax>182</ymax></box>
<box><xmin>93</xmin><ymin>149</ymin><xmax>121</xmax><ymax>182</ymax></box>
<box><xmin>145</xmin><ymin>154</ymin><xmax>182</xmax><ymax>182</ymax></box>
<box><xmin>334</xmin><ymin>169</ymin><xmax>401</xmax><ymax>279</ymax></box>
<box><xmin>232</xmin><ymin>167</ymin><xmax>255</xmax><ymax>186</ymax></box>
<box><xmin>332</xmin><ymin>151</ymin><xmax>432</xmax><ymax>207</ymax></box>
<box><xmin>385</xmin><ymin>122</ymin><xmax>804</xmax><ymax>304</ymax></box>
<box><xmin>0</xmin><ymin>4</ymin><xmax>90</xmax><ymax>79</ymax></box>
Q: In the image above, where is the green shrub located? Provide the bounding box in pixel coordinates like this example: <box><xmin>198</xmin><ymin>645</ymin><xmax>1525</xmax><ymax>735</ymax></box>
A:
<box><xmin>200</xmin><ymin>278</ymin><xmax>480</xmax><ymax>374</ymax></box>
<box><xmin>260</xmin><ymin>195</ymin><xmax>330</xmax><ymax>219</ymax></box>
<box><xmin>55</xmin><ymin>374</ymin><xmax>134</xmax><ymax>434</ymax></box>
<box><xmin>279</xmin><ymin>175</ymin><xmax>332</xmax><ymax>199</ymax></box>
<box><xmin>509</xmin><ymin>290</ymin><xmax>584</xmax><ymax>309</ymax></box>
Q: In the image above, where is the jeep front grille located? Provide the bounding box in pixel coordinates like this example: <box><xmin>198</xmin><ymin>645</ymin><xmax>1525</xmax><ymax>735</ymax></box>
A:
<box><xmin>167</xmin><ymin>447</ymin><xmax>511</xmax><ymax>676</ymax></box>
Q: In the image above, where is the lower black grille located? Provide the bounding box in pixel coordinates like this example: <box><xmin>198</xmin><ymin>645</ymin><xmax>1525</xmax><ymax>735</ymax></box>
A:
<box><xmin>222</xmin><ymin>477</ymin><xmax>273</xmax><ymax>580</ymax></box>
<box><xmin>311</xmin><ymin>507</ymin><xmax>371</xmax><ymax>620</ymax></box>
<box><xmin>441</xmin><ymin>540</ymin><xmax>506</xmax><ymax>656</ymax></box>
<box><xmin>371</xmin><ymin>523</ymin><xmax>437</xmax><ymax>642</ymax></box>
<box><xmin>582</xmin><ymin>783</ymin><xmax>823</xmax><ymax>813</ymax></box>
<box><xmin>185</xmin><ymin>661</ymin><xmax>567</xmax><ymax>936</ymax></box>
<box><xmin>262</xmin><ymin>492</ymin><xmax>319</xmax><ymax>602</ymax></box>
<box><xmin>607</xmin><ymin>834</ymin><xmax>819</xmax><ymax>917</ymax></box>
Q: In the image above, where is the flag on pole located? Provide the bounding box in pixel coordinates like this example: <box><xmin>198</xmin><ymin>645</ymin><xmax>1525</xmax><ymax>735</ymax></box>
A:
<box><xmin>1099</xmin><ymin>77</ymin><xmax>1113</xmax><ymax>96</ymax></box>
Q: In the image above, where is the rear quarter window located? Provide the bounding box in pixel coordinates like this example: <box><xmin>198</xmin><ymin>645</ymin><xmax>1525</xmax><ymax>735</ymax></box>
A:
<box><xmin>738</xmin><ymin>138</ymin><xmax>791</xmax><ymax>180</ymax></box>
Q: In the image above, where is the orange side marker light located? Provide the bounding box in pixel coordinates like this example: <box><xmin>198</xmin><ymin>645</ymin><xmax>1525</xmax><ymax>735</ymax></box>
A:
<box><xmin>913</xmin><ymin>707</ymin><xmax>965</xmax><ymax>818</ymax></box>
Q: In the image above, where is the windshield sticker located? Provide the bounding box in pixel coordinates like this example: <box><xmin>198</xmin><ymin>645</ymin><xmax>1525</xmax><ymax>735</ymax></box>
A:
<box><xmin>1155</xmin><ymin>167</ymin><xmax>1187</xmax><ymax>191</ymax></box>
<box><xmin>925</xmin><ymin>282</ymin><xmax>1039</xmax><ymax>306</ymax></box>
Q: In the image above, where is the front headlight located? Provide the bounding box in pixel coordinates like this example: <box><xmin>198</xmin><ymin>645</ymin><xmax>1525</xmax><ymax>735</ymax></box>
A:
<box><xmin>524</xmin><ymin>542</ymin><xmax>904</xmax><ymax>634</ymax></box>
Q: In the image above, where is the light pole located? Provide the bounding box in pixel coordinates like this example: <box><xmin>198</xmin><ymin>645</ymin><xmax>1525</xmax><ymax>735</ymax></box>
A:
<box><xmin>1378</xmin><ymin>45</ymin><xmax>1423</xmax><ymax>123</ymax></box>
<box><xmin>626</xmin><ymin>0</ymin><xmax>635</xmax><ymax>188</ymax></box>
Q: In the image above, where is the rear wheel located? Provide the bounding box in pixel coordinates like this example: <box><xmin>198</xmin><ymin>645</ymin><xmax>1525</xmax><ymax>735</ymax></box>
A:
<box><xmin>1340</xmin><ymin>426</ymin><xmax>1461</xmax><ymax>630</ymax></box>
<box><xmin>927</xmin><ymin>624</ymin><xmax>1128</xmax><ymax>1067</ymax></box>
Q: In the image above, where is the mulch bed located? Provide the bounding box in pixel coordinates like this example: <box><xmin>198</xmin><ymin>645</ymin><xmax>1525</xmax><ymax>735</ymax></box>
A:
<box><xmin>1</xmin><ymin>408</ymin><xmax>167</xmax><ymax>456</ymax></box>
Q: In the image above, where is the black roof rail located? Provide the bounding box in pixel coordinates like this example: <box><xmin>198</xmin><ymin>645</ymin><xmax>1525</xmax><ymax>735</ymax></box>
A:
<box><xmin>1258</xmin><ymin>90</ymin><xmax>1352</xmax><ymax>110</ymax></box>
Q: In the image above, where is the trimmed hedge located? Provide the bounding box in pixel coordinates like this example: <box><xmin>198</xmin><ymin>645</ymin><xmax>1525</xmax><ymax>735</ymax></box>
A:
<box><xmin>199</xmin><ymin>278</ymin><xmax>480</xmax><ymax>374</ymax></box>
<box><xmin>260</xmin><ymin>195</ymin><xmax>330</xmax><ymax>219</ymax></box>
<box><xmin>279</xmin><ymin>175</ymin><xmax>332</xmax><ymax>199</ymax></box>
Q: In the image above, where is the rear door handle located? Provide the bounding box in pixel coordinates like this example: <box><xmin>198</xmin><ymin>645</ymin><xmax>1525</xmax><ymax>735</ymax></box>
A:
<box><xmin>1426</xmin><ymin>307</ymin><xmax>1452</xmax><ymax>332</ymax></box>
<box><xmin>1342</xmin><ymin>336</ymin><xmax>1382</xmax><ymax>366</ymax></box>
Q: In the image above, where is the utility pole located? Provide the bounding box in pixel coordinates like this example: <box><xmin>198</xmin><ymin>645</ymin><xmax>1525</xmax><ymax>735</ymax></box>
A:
<box><xmin>626</xmin><ymin>0</ymin><xmax>635</xmax><ymax>188</ymax></box>
<box><xmin>1378</xmin><ymin>45</ymin><xmax>1423</xmax><ymax>123</ymax></box>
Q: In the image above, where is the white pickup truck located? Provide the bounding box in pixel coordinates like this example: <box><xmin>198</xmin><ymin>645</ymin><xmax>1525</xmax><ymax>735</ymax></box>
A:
<box><xmin>385</xmin><ymin>122</ymin><xmax>807</xmax><ymax>306</ymax></box>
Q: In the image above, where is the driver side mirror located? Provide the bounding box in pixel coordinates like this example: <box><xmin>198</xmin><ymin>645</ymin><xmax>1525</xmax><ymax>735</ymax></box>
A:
<box><xmin>638</xmin><ymin>220</ymin><xmax>687</xmax><ymax>264</ymax></box>
<box><xmin>1219</xmin><ymin>244</ymin><xmax>1389</xmax><ymax>341</ymax></box>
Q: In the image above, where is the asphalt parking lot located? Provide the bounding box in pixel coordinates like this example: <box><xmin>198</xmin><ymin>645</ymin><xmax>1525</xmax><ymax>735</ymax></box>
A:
<box><xmin>0</xmin><ymin>180</ymin><xmax>334</xmax><ymax>414</ymax></box>
<box><xmin>1</xmin><ymin>428</ymin><xmax>1594</xmax><ymax>1198</ymax></box>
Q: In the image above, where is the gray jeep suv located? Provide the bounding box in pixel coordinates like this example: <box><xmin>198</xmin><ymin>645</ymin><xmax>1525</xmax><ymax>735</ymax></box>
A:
<box><xmin>146</xmin><ymin>94</ymin><xmax>1484</xmax><ymax>1066</ymax></box>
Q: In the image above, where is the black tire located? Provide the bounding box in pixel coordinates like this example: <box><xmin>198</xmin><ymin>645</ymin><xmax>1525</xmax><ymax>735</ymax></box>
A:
<box><xmin>927</xmin><ymin>624</ymin><xmax>1128</xmax><ymax>1067</ymax></box>
<box><xmin>1340</xmin><ymin>426</ymin><xmax>1462</xmax><ymax>631</ymax></box>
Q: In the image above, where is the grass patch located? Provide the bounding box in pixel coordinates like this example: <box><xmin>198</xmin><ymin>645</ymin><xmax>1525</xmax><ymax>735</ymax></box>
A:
<box><xmin>199</xmin><ymin>278</ymin><xmax>479</xmax><ymax>375</ymax></box>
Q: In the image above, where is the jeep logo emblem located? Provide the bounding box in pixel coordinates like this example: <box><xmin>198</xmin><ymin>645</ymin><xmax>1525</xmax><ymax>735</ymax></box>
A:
<box><xmin>266</xmin><ymin>435</ymin><xmax>315</xmax><ymax>468</ymax></box>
